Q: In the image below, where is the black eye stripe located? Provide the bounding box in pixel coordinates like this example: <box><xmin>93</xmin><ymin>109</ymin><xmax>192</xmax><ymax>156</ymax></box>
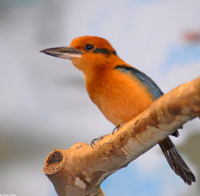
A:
<box><xmin>93</xmin><ymin>48</ymin><xmax>117</xmax><ymax>56</ymax></box>
<box><xmin>83</xmin><ymin>45</ymin><xmax>117</xmax><ymax>56</ymax></box>
<box><xmin>112</xmin><ymin>50</ymin><xmax>117</xmax><ymax>56</ymax></box>
<box><xmin>93</xmin><ymin>48</ymin><xmax>111</xmax><ymax>55</ymax></box>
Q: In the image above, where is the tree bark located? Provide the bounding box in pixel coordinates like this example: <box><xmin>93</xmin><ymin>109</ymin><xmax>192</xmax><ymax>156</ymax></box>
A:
<box><xmin>43</xmin><ymin>76</ymin><xmax>200</xmax><ymax>196</ymax></box>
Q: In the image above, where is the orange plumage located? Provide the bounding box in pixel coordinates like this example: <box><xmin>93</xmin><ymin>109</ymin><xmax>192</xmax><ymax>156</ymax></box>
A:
<box><xmin>70</xmin><ymin>36</ymin><xmax>154</xmax><ymax>125</ymax></box>
<box><xmin>41</xmin><ymin>36</ymin><xmax>195</xmax><ymax>185</ymax></box>
<box><xmin>85</xmin><ymin>66</ymin><xmax>154</xmax><ymax>125</ymax></box>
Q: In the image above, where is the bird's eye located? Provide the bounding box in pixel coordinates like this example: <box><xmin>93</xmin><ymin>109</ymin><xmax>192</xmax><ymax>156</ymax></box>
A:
<box><xmin>84</xmin><ymin>44</ymin><xmax>94</xmax><ymax>50</ymax></box>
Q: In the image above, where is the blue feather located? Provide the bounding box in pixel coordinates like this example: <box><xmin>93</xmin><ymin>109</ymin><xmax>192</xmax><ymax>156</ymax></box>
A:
<box><xmin>115</xmin><ymin>65</ymin><xmax>163</xmax><ymax>100</ymax></box>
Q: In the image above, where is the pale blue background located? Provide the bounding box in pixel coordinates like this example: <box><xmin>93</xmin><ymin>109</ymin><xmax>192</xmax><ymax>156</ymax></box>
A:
<box><xmin>0</xmin><ymin>0</ymin><xmax>200</xmax><ymax>195</ymax></box>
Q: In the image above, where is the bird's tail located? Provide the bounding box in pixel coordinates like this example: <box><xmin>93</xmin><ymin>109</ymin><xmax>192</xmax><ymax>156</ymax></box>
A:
<box><xmin>159</xmin><ymin>137</ymin><xmax>196</xmax><ymax>185</ymax></box>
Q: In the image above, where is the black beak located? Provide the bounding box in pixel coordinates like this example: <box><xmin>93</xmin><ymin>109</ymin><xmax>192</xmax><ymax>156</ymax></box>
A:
<box><xmin>40</xmin><ymin>46</ymin><xmax>84</xmax><ymax>59</ymax></box>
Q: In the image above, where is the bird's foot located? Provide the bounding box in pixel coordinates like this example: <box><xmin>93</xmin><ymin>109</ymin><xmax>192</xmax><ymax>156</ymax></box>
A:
<box><xmin>91</xmin><ymin>124</ymin><xmax>123</xmax><ymax>147</ymax></box>
<box><xmin>91</xmin><ymin>135</ymin><xmax>107</xmax><ymax>148</ymax></box>
<box><xmin>112</xmin><ymin>124</ymin><xmax>121</xmax><ymax>134</ymax></box>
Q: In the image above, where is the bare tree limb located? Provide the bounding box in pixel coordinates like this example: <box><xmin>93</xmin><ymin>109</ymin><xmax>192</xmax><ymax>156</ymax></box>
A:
<box><xmin>43</xmin><ymin>76</ymin><xmax>200</xmax><ymax>196</ymax></box>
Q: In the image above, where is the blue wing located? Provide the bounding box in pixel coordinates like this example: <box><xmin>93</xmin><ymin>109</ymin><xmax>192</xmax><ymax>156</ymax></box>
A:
<box><xmin>115</xmin><ymin>65</ymin><xmax>164</xmax><ymax>100</ymax></box>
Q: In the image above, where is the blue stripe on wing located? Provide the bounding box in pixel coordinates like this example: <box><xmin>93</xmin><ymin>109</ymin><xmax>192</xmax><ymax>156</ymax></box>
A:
<box><xmin>115</xmin><ymin>65</ymin><xmax>164</xmax><ymax>100</ymax></box>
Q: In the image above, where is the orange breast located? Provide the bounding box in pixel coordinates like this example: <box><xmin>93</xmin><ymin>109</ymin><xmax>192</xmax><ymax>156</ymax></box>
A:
<box><xmin>85</xmin><ymin>68</ymin><xmax>154</xmax><ymax>126</ymax></box>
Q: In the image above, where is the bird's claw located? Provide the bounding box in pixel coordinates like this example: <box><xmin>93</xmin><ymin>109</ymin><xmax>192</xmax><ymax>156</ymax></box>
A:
<box><xmin>91</xmin><ymin>136</ymin><xmax>105</xmax><ymax>148</ymax></box>
<box><xmin>112</xmin><ymin>124</ymin><xmax>121</xmax><ymax>134</ymax></box>
<box><xmin>91</xmin><ymin>125</ymin><xmax>122</xmax><ymax>147</ymax></box>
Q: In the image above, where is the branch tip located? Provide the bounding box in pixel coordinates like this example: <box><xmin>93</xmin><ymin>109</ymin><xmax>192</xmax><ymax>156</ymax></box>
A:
<box><xmin>43</xmin><ymin>149</ymin><xmax>64</xmax><ymax>175</ymax></box>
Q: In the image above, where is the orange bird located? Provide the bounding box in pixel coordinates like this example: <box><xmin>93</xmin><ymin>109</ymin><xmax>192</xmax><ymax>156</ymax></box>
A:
<box><xmin>41</xmin><ymin>36</ymin><xmax>195</xmax><ymax>185</ymax></box>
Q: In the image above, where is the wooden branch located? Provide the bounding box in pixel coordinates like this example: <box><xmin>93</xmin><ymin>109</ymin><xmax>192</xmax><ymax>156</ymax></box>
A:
<box><xmin>43</xmin><ymin>76</ymin><xmax>200</xmax><ymax>196</ymax></box>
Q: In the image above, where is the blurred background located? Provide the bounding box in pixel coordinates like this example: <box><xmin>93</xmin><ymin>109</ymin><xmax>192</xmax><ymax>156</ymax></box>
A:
<box><xmin>0</xmin><ymin>0</ymin><xmax>200</xmax><ymax>195</ymax></box>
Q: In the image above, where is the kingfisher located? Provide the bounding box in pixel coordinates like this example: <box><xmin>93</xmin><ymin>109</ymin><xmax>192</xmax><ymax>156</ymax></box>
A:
<box><xmin>41</xmin><ymin>36</ymin><xmax>195</xmax><ymax>185</ymax></box>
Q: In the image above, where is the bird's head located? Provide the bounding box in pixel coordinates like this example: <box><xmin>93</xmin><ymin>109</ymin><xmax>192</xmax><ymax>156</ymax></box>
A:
<box><xmin>41</xmin><ymin>36</ymin><xmax>122</xmax><ymax>75</ymax></box>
